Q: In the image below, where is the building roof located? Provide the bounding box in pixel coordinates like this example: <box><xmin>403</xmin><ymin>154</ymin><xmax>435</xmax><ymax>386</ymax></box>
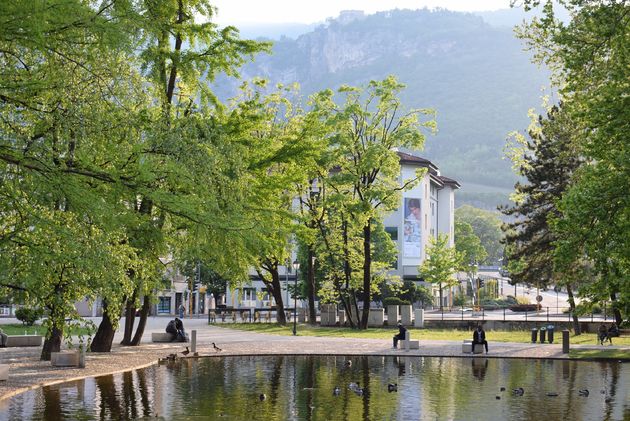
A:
<box><xmin>397</xmin><ymin>151</ymin><xmax>460</xmax><ymax>189</ymax></box>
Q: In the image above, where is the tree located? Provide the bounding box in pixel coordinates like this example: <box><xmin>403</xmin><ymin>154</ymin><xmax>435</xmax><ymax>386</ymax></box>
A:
<box><xmin>454</xmin><ymin>205</ymin><xmax>502</xmax><ymax>264</ymax></box>
<box><xmin>312</xmin><ymin>76</ymin><xmax>436</xmax><ymax>328</ymax></box>
<box><xmin>419</xmin><ymin>234</ymin><xmax>461</xmax><ymax>310</ymax></box>
<box><xmin>502</xmin><ymin>105</ymin><xmax>584</xmax><ymax>332</ymax></box>
<box><xmin>515</xmin><ymin>0</ymin><xmax>629</xmax><ymax>325</ymax></box>
<box><xmin>455</xmin><ymin>220</ymin><xmax>487</xmax><ymax>304</ymax></box>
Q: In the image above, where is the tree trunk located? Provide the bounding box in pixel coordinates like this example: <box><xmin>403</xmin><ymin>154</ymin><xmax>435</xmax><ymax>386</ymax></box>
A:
<box><xmin>91</xmin><ymin>300</ymin><xmax>117</xmax><ymax>352</ymax></box>
<box><xmin>41</xmin><ymin>323</ymin><xmax>62</xmax><ymax>361</ymax></box>
<box><xmin>130</xmin><ymin>295</ymin><xmax>151</xmax><ymax>345</ymax></box>
<box><xmin>121</xmin><ymin>291</ymin><xmax>137</xmax><ymax>345</ymax></box>
<box><xmin>360</xmin><ymin>221</ymin><xmax>372</xmax><ymax>329</ymax></box>
<box><xmin>438</xmin><ymin>282</ymin><xmax>444</xmax><ymax>310</ymax></box>
<box><xmin>610</xmin><ymin>292</ymin><xmax>623</xmax><ymax>326</ymax></box>
<box><xmin>566</xmin><ymin>284</ymin><xmax>581</xmax><ymax>335</ymax></box>
<box><xmin>307</xmin><ymin>247</ymin><xmax>317</xmax><ymax>325</ymax></box>
<box><xmin>269</xmin><ymin>269</ymin><xmax>287</xmax><ymax>325</ymax></box>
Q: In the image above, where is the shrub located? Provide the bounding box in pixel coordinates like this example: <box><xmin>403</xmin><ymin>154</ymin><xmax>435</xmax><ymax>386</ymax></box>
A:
<box><xmin>382</xmin><ymin>297</ymin><xmax>410</xmax><ymax>307</ymax></box>
<box><xmin>453</xmin><ymin>293</ymin><xmax>468</xmax><ymax>307</ymax></box>
<box><xmin>516</xmin><ymin>296</ymin><xmax>532</xmax><ymax>305</ymax></box>
<box><xmin>15</xmin><ymin>307</ymin><xmax>44</xmax><ymax>326</ymax></box>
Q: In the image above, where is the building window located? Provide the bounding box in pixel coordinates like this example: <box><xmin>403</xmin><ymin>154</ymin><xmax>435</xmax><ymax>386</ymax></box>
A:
<box><xmin>385</xmin><ymin>226</ymin><xmax>398</xmax><ymax>241</ymax></box>
<box><xmin>157</xmin><ymin>296</ymin><xmax>171</xmax><ymax>314</ymax></box>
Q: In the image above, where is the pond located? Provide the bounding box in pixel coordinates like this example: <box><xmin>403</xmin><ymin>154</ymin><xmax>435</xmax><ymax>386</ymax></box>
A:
<box><xmin>1</xmin><ymin>356</ymin><xmax>628</xmax><ymax>420</ymax></box>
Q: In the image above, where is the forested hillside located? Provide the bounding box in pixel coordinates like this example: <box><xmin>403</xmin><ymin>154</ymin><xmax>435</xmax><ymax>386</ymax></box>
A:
<box><xmin>214</xmin><ymin>8</ymin><xmax>552</xmax><ymax>208</ymax></box>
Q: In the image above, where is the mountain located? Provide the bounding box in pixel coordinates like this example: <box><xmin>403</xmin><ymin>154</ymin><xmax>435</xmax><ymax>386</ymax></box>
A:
<box><xmin>214</xmin><ymin>8</ymin><xmax>552</xmax><ymax>209</ymax></box>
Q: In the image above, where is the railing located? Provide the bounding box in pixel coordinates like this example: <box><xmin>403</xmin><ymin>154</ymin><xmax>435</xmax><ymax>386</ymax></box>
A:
<box><xmin>208</xmin><ymin>307</ymin><xmax>297</xmax><ymax>323</ymax></box>
<box><xmin>423</xmin><ymin>306</ymin><xmax>612</xmax><ymax>322</ymax></box>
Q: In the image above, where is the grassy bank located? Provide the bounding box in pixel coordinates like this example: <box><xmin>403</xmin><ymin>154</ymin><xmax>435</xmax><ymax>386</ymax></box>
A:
<box><xmin>217</xmin><ymin>323</ymin><xmax>630</xmax><ymax>346</ymax></box>
<box><xmin>569</xmin><ymin>349</ymin><xmax>630</xmax><ymax>360</ymax></box>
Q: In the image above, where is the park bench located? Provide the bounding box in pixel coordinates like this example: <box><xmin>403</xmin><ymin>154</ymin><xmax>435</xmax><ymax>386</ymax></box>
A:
<box><xmin>462</xmin><ymin>340</ymin><xmax>483</xmax><ymax>354</ymax></box>
<box><xmin>6</xmin><ymin>335</ymin><xmax>43</xmax><ymax>347</ymax></box>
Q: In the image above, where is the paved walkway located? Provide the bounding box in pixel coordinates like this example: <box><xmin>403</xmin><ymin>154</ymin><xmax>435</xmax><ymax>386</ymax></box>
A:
<box><xmin>1</xmin><ymin>317</ymin><xmax>627</xmax><ymax>402</ymax></box>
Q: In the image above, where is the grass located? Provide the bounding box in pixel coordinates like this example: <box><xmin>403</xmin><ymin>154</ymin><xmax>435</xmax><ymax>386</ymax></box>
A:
<box><xmin>0</xmin><ymin>323</ymin><xmax>93</xmax><ymax>337</ymax></box>
<box><xmin>217</xmin><ymin>323</ymin><xmax>630</xmax><ymax>346</ymax></box>
<box><xmin>569</xmin><ymin>349</ymin><xmax>630</xmax><ymax>360</ymax></box>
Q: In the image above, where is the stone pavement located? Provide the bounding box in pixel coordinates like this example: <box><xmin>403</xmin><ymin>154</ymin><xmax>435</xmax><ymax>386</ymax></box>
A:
<box><xmin>1</xmin><ymin>317</ymin><xmax>627</xmax><ymax>403</ymax></box>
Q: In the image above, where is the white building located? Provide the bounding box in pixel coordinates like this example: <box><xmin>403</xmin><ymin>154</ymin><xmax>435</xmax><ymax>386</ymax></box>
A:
<box><xmin>222</xmin><ymin>151</ymin><xmax>460</xmax><ymax>312</ymax></box>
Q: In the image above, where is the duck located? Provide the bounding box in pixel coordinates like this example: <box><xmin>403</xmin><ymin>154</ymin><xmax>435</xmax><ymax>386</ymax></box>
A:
<box><xmin>349</xmin><ymin>382</ymin><xmax>359</xmax><ymax>391</ymax></box>
<box><xmin>333</xmin><ymin>386</ymin><xmax>341</xmax><ymax>396</ymax></box>
<box><xmin>500</xmin><ymin>387</ymin><xmax>506</xmax><ymax>392</ymax></box>
<box><xmin>212</xmin><ymin>342</ymin><xmax>223</xmax><ymax>352</ymax></box>
<box><xmin>512</xmin><ymin>387</ymin><xmax>524</xmax><ymax>396</ymax></box>
<box><xmin>546</xmin><ymin>392</ymin><xmax>559</xmax><ymax>397</ymax></box>
<box><xmin>496</xmin><ymin>396</ymin><xmax>501</xmax><ymax>400</ymax></box>
<box><xmin>345</xmin><ymin>360</ymin><xmax>352</xmax><ymax>368</ymax></box>
<box><xmin>387</xmin><ymin>383</ymin><xmax>398</xmax><ymax>392</ymax></box>
<box><xmin>181</xmin><ymin>346</ymin><xmax>190</xmax><ymax>356</ymax></box>
<box><xmin>578</xmin><ymin>389</ymin><xmax>589</xmax><ymax>397</ymax></box>
<box><xmin>259</xmin><ymin>393</ymin><xmax>266</xmax><ymax>401</ymax></box>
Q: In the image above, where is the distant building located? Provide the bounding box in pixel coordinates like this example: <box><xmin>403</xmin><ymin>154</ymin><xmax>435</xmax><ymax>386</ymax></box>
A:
<box><xmin>223</xmin><ymin>151</ymin><xmax>460</xmax><ymax>312</ymax></box>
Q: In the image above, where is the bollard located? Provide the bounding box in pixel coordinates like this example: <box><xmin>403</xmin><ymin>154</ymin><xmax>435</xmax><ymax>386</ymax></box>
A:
<box><xmin>405</xmin><ymin>331</ymin><xmax>410</xmax><ymax>352</ymax></box>
<box><xmin>78</xmin><ymin>345</ymin><xmax>86</xmax><ymax>368</ymax></box>
<box><xmin>562</xmin><ymin>329</ymin><xmax>570</xmax><ymax>354</ymax></box>
<box><xmin>191</xmin><ymin>330</ymin><xmax>197</xmax><ymax>354</ymax></box>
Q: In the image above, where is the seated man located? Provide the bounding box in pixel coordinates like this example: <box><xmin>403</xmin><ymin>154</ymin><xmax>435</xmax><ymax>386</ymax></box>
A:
<box><xmin>166</xmin><ymin>318</ymin><xmax>187</xmax><ymax>342</ymax></box>
<box><xmin>473</xmin><ymin>325</ymin><xmax>488</xmax><ymax>353</ymax></box>
<box><xmin>0</xmin><ymin>327</ymin><xmax>7</xmax><ymax>348</ymax></box>
<box><xmin>393</xmin><ymin>322</ymin><xmax>407</xmax><ymax>349</ymax></box>
<box><xmin>598</xmin><ymin>323</ymin><xmax>609</xmax><ymax>345</ymax></box>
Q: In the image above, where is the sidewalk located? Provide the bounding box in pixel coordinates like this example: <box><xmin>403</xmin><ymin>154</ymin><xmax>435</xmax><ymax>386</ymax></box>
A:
<box><xmin>1</xmin><ymin>317</ymin><xmax>627</xmax><ymax>402</ymax></box>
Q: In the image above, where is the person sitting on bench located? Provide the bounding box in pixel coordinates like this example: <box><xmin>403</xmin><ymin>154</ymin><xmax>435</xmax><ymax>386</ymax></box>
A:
<box><xmin>598</xmin><ymin>323</ymin><xmax>610</xmax><ymax>345</ymax></box>
<box><xmin>473</xmin><ymin>325</ymin><xmax>488</xmax><ymax>353</ymax></box>
<box><xmin>166</xmin><ymin>317</ymin><xmax>187</xmax><ymax>342</ymax></box>
<box><xmin>393</xmin><ymin>322</ymin><xmax>407</xmax><ymax>349</ymax></box>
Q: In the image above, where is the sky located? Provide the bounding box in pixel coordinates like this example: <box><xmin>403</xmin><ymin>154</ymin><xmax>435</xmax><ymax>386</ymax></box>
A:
<box><xmin>211</xmin><ymin>0</ymin><xmax>514</xmax><ymax>25</ymax></box>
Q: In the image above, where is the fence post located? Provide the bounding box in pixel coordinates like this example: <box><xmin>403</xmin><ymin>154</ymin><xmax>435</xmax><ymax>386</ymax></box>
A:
<box><xmin>525</xmin><ymin>310</ymin><xmax>528</xmax><ymax>322</ymax></box>
<box><xmin>591</xmin><ymin>312</ymin><xmax>593</xmax><ymax>322</ymax></box>
<box><xmin>547</xmin><ymin>307</ymin><xmax>549</xmax><ymax>322</ymax></box>
<box><xmin>503</xmin><ymin>307</ymin><xmax>506</xmax><ymax>321</ymax></box>
<box><xmin>441</xmin><ymin>307</ymin><xmax>444</xmax><ymax>321</ymax></box>
<box><xmin>604</xmin><ymin>302</ymin><xmax>607</xmax><ymax>321</ymax></box>
<box><xmin>482</xmin><ymin>307</ymin><xmax>485</xmax><ymax>321</ymax></box>
<box><xmin>461</xmin><ymin>307</ymin><xmax>464</xmax><ymax>321</ymax></box>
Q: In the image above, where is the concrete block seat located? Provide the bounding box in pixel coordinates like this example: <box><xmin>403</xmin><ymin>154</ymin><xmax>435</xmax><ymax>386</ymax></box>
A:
<box><xmin>400</xmin><ymin>340</ymin><xmax>420</xmax><ymax>350</ymax></box>
<box><xmin>151</xmin><ymin>332</ymin><xmax>188</xmax><ymax>343</ymax></box>
<box><xmin>6</xmin><ymin>335</ymin><xmax>43</xmax><ymax>347</ymax></box>
<box><xmin>51</xmin><ymin>351</ymin><xmax>80</xmax><ymax>367</ymax></box>
<box><xmin>0</xmin><ymin>364</ymin><xmax>9</xmax><ymax>381</ymax></box>
<box><xmin>462</xmin><ymin>340</ymin><xmax>484</xmax><ymax>354</ymax></box>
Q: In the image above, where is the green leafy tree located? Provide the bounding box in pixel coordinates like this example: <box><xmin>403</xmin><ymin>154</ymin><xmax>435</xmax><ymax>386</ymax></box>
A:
<box><xmin>515</xmin><ymin>0</ymin><xmax>629</xmax><ymax>325</ymax></box>
<box><xmin>419</xmin><ymin>234</ymin><xmax>461</xmax><ymax>310</ymax></box>
<box><xmin>312</xmin><ymin>76</ymin><xmax>436</xmax><ymax>328</ymax></box>
<box><xmin>454</xmin><ymin>205</ymin><xmax>502</xmax><ymax>264</ymax></box>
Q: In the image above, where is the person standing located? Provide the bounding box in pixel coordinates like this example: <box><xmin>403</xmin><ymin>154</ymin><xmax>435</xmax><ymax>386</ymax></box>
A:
<box><xmin>178</xmin><ymin>303</ymin><xmax>185</xmax><ymax>319</ymax></box>
<box><xmin>473</xmin><ymin>324</ymin><xmax>488</xmax><ymax>353</ymax></box>
<box><xmin>393</xmin><ymin>322</ymin><xmax>407</xmax><ymax>349</ymax></box>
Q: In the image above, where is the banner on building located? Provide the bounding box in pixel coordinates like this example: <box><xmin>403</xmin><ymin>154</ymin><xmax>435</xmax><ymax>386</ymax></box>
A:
<box><xmin>403</xmin><ymin>197</ymin><xmax>421</xmax><ymax>258</ymax></box>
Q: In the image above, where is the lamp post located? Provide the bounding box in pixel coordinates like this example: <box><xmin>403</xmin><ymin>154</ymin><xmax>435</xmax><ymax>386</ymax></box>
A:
<box><xmin>292</xmin><ymin>259</ymin><xmax>300</xmax><ymax>336</ymax></box>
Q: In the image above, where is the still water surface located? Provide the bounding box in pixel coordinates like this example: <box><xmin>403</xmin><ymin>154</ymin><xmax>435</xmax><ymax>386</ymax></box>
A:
<box><xmin>1</xmin><ymin>356</ymin><xmax>628</xmax><ymax>420</ymax></box>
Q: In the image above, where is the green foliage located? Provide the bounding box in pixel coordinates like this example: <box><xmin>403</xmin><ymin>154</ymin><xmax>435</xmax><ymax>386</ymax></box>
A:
<box><xmin>455</xmin><ymin>206</ymin><xmax>502</xmax><ymax>264</ymax></box>
<box><xmin>419</xmin><ymin>234</ymin><xmax>461</xmax><ymax>309</ymax></box>
<box><xmin>14</xmin><ymin>307</ymin><xmax>44</xmax><ymax>326</ymax></box>
<box><xmin>453</xmin><ymin>293</ymin><xmax>468</xmax><ymax>307</ymax></box>
<box><xmin>382</xmin><ymin>297</ymin><xmax>410</xmax><ymax>307</ymax></box>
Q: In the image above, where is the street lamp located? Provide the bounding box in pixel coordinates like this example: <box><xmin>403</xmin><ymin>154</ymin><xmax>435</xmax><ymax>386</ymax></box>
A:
<box><xmin>292</xmin><ymin>259</ymin><xmax>300</xmax><ymax>336</ymax></box>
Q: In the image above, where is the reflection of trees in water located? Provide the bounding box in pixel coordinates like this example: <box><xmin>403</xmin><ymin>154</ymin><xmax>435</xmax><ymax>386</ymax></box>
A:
<box><xmin>42</xmin><ymin>385</ymin><xmax>62</xmax><ymax>421</ymax></box>
<box><xmin>97</xmin><ymin>374</ymin><xmax>124</xmax><ymax>420</ymax></box>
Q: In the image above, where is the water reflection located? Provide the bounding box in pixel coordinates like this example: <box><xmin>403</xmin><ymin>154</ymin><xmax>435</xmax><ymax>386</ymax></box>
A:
<box><xmin>1</xmin><ymin>356</ymin><xmax>629</xmax><ymax>420</ymax></box>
